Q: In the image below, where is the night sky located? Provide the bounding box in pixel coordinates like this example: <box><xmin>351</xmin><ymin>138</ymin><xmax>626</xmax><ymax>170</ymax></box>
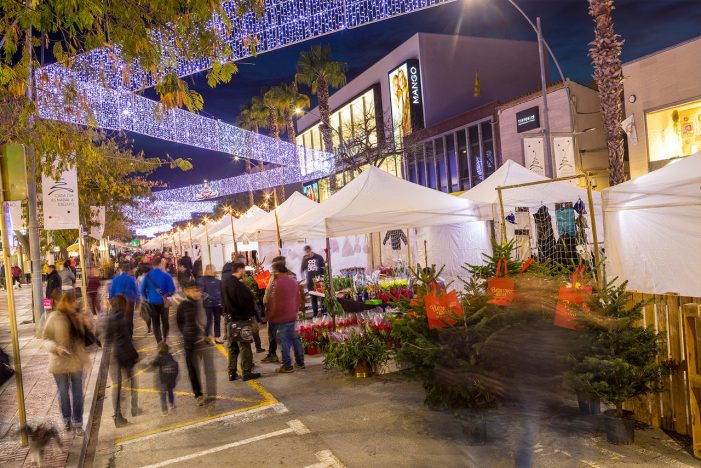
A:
<box><xmin>136</xmin><ymin>0</ymin><xmax>701</xmax><ymax>190</ymax></box>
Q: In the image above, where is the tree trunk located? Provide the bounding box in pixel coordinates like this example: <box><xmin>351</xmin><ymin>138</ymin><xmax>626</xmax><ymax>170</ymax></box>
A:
<box><xmin>285</xmin><ymin>109</ymin><xmax>296</xmax><ymax>143</ymax></box>
<box><xmin>268</xmin><ymin>109</ymin><xmax>279</xmax><ymax>140</ymax></box>
<box><xmin>588</xmin><ymin>0</ymin><xmax>626</xmax><ymax>186</ymax></box>
<box><xmin>317</xmin><ymin>77</ymin><xmax>336</xmax><ymax>192</ymax></box>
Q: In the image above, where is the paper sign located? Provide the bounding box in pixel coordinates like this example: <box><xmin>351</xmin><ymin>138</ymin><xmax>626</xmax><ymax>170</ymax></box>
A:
<box><xmin>42</xmin><ymin>166</ymin><xmax>79</xmax><ymax>230</ymax></box>
<box><xmin>8</xmin><ymin>201</ymin><xmax>23</xmax><ymax>229</ymax></box>
<box><xmin>89</xmin><ymin>206</ymin><xmax>105</xmax><ymax>240</ymax></box>
<box><xmin>523</xmin><ymin>137</ymin><xmax>545</xmax><ymax>176</ymax></box>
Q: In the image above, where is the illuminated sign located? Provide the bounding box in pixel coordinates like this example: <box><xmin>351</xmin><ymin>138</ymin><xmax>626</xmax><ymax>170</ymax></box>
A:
<box><xmin>516</xmin><ymin>106</ymin><xmax>540</xmax><ymax>133</ymax></box>
<box><xmin>302</xmin><ymin>182</ymin><xmax>320</xmax><ymax>203</ymax></box>
<box><xmin>388</xmin><ymin>59</ymin><xmax>424</xmax><ymax>142</ymax></box>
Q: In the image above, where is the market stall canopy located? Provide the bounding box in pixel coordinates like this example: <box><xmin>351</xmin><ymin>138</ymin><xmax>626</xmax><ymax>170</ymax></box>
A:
<box><xmin>282</xmin><ymin>166</ymin><xmax>489</xmax><ymax>239</ymax></box>
<box><xmin>603</xmin><ymin>153</ymin><xmax>701</xmax><ymax>296</ymax></box>
<box><xmin>459</xmin><ymin>159</ymin><xmax>602</xmax><ymax>212</ymax></box>
<box><xmin>208</xmin><ymin>205</ymin><xmax>268</xmax><ymax>242</ymax></box>
<box><xmin>242</xmin><ymin>191</ymin><xmax>318</xmax><ymax>242</ymax></box>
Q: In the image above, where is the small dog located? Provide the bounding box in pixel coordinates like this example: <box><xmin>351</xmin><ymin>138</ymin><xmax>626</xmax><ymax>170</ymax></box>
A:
<box><xmin>19</xmin><ymin>424</ymin><xmax>62</xmax><ymax>467</ymax></box>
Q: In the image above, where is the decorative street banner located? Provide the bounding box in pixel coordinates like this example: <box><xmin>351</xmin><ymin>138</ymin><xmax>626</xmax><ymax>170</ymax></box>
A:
<box><xmin>523</xmin><ymin>137</ymin><xmax>546</xmax><ymax>176</ymax></box>
<box><xmin>8</xmin><ymin>201</ymin><xmax>23</xmax><ymax>229</ymax></box>
<box><xmin>89</xmin><ymin>205</ymin><xmax>105</xmax><ymax>240</ymax></box>
<box><xmin>553</xmin><ymin>136</ymin><xmax>577</xmax><ymax>183</ymax></box>
<box><xmin>42</xmin><ymin>166</ymin><xmax>80</xmax><ymax>230</ymax></box>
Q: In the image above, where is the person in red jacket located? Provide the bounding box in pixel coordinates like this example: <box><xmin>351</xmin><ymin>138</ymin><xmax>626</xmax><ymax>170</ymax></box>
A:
<box><xmin>11</xmin><ymin>265</ymin><xmax>22</xmax><ymax>288</ymax></box>
<box><xmin>266</xmin><ymin>261</ymin><xmax>306</xmax><ymax>373</ymax></box>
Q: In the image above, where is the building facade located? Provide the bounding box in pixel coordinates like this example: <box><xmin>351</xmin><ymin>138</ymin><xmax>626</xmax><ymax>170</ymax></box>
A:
<box><xmin>295</xmin><ymin>33</ymin><xmax>544</xmax><ymax>198</ymax></box>
<box><xmin>622</xmin><ymin>37</ymin><xmax>701</xmax><ymax>178</ymax></box>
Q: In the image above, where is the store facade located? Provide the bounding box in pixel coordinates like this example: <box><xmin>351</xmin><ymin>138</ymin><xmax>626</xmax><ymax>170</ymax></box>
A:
<box><xmin>622</xmin><ymin>37</ymin><xmax>701</xmax><ymax>177</ymax></box>
<box><xmin>295</xmin><ymin>33</ymin><xmax>543</xmax><ymax>199</ymax></box>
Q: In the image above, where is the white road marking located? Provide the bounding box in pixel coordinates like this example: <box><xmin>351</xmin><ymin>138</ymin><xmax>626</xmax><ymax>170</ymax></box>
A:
<box><xmin>304</xmin><ymin>450</ymin><xmax>345</xmax><ymax>468</ymax></box>
<box><xmin>121</xmin><ymin>402</ymin><xmax>288</xmax><ymax>446</ymax></box>
<box><xmin>139</xmin><ymin>419</ymin><xmax>309</xmax><ymax>468</ymax></box>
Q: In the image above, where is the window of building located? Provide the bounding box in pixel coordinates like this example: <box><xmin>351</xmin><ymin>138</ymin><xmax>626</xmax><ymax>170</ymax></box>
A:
<box><xmin>481</xmin><ymin>121</ymin><xmax>496</xmax><ymax>178</ymax></box>
<box><xmin>446</xmin><ymin>134</ymin><xmax>459</xmax><ymax>192</ymax></box>
<box><xmin>435</xmin><ymin>137</ymin><xmax>447</xmax><ymax>192</ymax></box>
<box><xmin>645</xmin><ymin>99</ymin><xmax>701</xmax><ymax>163</ymax></box>
<box><xmin>468</xmin><ymin>125</ymin><xmax>483</xmax><ymax>186</ymax></box>
<box><xmin>425</xmin><ymin>141</ymin><xmax>436</xmax><ymax>189</ymax></box>
<box><xmin>417</xmin><ymin>147</ymin><xmax>426</xmax><ymax>186</ymax></box>
<box><xmin>457</xmin><ymin>129</ymin><xmax>469</xmax><ymax>190</ymax></box>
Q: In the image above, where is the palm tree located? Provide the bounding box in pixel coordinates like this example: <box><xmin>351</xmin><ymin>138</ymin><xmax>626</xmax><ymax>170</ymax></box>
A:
<box><xmin>278</xmin><ymin>82</ymin><xmax>310</xmax><ymax>143</ymax></box>
<box><xmin>588</xmin><ymin>0</ymin><xmax>626</xmax><ymax>186</ymax></box>
<box><xmin>262</xmin><ymin>86</ymin><xmax>284</xmax><ymax>140</ymax></box>
<box><xmin>295</xmin><ymin>45</ymin><xmax>347</xmax><ymax>191</ymax></box>
<box><xmin>236</xmin><ymin>96</ymin><xmax>267</xmax><ymax>206</ymax></box>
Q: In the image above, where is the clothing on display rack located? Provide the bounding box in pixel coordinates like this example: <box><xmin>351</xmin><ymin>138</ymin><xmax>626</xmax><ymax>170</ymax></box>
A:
<box><xmin>383</xmin><ymin>230</ymin><xmax>408</xmax><ymax>251</ymax></box>
<box><xmin>514</xmin><ymin>229</ymin><xmax>531</xmax><ymax>261</ymax></box>
<box><xmin>555</xmin><ymin>202</ymin><xmax>577</xmax><ymax>238</ymax></box>
<box><xmin>533</xmin><ymin>205</ymin><xmax>557</xmax><ymax>262</ymax></box>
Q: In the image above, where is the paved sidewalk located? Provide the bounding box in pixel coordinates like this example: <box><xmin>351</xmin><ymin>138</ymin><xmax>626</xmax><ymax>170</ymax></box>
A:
<box><xmin>0</xmin><ymin>287</ymin><xmax>100</xmax><ymax>467</ymax></box>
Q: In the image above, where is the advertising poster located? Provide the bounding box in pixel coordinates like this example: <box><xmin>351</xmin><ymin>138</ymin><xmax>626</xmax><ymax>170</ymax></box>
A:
<box><xmin>42</xmin><ymin>166</ymin><xmax>80</xmax><ymax>230</ymax></box>
<box><xmin>388</xmin><ymin>59</ymin><xmax>424</xmax><ymax>143</ymax></box>
<box><xmin>302</xmin><ymin>182</ymin><xmax>320</xmax><ymax>202</ymax></box>
<box><xmin>8</xmin><ymin>201</ymin><xmax>23</xmax><ymax>229</ymax></box>
<box><xmin>523</xmin><ymin>137</ymin><xmax>546</xmax><ymax>176</ymax></box>
<box><xmin>89</xmin><ymin>205</ymin><xmax>106</xmax><ymax>240</ymax></box>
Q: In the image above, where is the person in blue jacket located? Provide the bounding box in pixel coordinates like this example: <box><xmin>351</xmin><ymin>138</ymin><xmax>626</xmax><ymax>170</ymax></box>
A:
<box><xmin>140</xmin><ymin>256</ymin><xmax>176</xmax><ymax>344</ymax></box>
<box><xmin>109</xmin><ymin>262</ymin><xmax>140</xmax><ymax>337</ymax></box>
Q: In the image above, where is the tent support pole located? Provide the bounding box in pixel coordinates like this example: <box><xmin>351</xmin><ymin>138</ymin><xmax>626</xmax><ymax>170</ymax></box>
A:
<box><xmin>325</xmin><ymin>237</ymin><xmax>333</xmax><ymax>294</ymax></box>
<box><xmin>205</xmin><ymin>221</ymin><xmax>212</xmax><ymax>266</ymax></box>
<box><xmin>424</xmin><ymin>240</ymin><xmax>428</xmax><ymax>266</ymax></box>
<box><xmin>585</xmin><ymin>172</ymin><xmax>602</xmax><ymax>289</ymax></box>
<box><xmin>378</xmin><ymin>232</ymin><xmax>382</xmax><ymax>266</ymax></box>
<box><xmin>369</xmin><ymin>233</ymin><xmax>374</xmax><ymax>271</ymax></box>
<box><xmin>273</xmin><ymin>188</ymin><xmax>282</xmax><ymax>256</ymax></box>
<box><xmin>406</xmin><ymin>229</ymin><xmax>411</xmax><ymax>267</ymax></box>
<box><xmin>229</xmin><ymin>213</ymin><xmax>238</xmax><ymax>256</ymax></box>
<box><xmin>497</xmin><ymin>187</ymin><xmax>507</xmax><ymax>244</ymax></box>
<box><xmin>78</xmin><ymin>226</ymin><xmax>88</xmax><ymax>311</ymax></box>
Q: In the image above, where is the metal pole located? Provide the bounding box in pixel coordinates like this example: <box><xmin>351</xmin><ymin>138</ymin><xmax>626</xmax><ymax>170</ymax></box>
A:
<box><xmin>204</xmin><ymin>221</ymin><xmax>212</xmax><ymax>266</ymax></box>
<box><xmin>229</xmin><ymin>212</ymin><xmax>238</xmax><ymax>256</ymax></box>
<box><xmin>0</xmin><ymin>204</ymin><xmax>28</xmax><ymax>447</ymax></box>
<box><xmin>378</xmin><ymin>232</ymin><xmax>382</xmax><ymax>266</ymax></box>
<box><xmin>77</xmin><ymin>227</ymin><xmax>88</xmax><ymax>310</ymax></box>
<box><xmin>273</xmin><ymin>188</ymin><xmax>282</xmax><ymax>256</ymax></box>
<box><xmin>423</xmin><ymin>240</ymin><xmax>428</xmax><ymax>266</ymax></box>
<box><xmin>188</xmin><ymin>224</ymin><xmax>193</xmax><ymax>254</ymax></box>
<box><xmin>325</xmin><ymin>237</ymin><xmax>333</xmax><ymax>295</ymax></box>
<box><xmin>537</xmin><ymin>17</ymin><xmax>553</xmax><ymax>178</ymax></box>
<box><xmin>369</xmin><ymin>233</ymin><xmax>375</xmax><ymax>271</ymax></box>
<box><xmin>497</xmin><ymin>187</ymin><xmax>507</xmax><ymax>244</ymax></box>
<box><xmin>406</xmin><ymin>229</ymin><xmax>411</xmax><ymax>266</ymax></box>
<box><xmin>585</xmin><ymin>172</ymin><xmax>602</xmax><ymax>289</ymax></box>
<box><xmin>178</xmin><ymin>229</ymin><xmax>183</xmax><ymax>257</ymax></box>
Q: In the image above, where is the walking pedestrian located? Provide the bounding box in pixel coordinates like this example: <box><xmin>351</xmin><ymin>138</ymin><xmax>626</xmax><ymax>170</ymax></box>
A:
<box><xmin>136</xmin><ymin>264</ymin><xmax>153</xmax><ymax>334</ymax></box>
<box><xmin>86</xmin><ymin>268</ymin><xmax>102</xmax><ymax>316</ymax></box>
<box><xmin>266</xmin><ymin>261</ymin><xmax>306</xmax><ymax>373</ymax></box>
<box><xmin>198</xmin><ymin>264</ymin><xmax>223</xmax><ymax>343</ymax></box>
<box><xmin>59</xmin><ymin>260</ymin><xmax>76</xmax><ymax>293</ymax></box>
<box><xmin>110</xmin><ymin>263</ymin><xmax>140</xmax><ymax>336</ymax></box>
<box><xmin>104</xmin><ymin>295</ymin><xmax>141</xmax><ymax>427</ymax></box>
<box><xmin>150</xmin><ymin>342</ymin><xmax>179</xmax><ymax>416</ymax></box>
<box><xmin>221</xmin><ymin>262</ymin><xmax>260</xmax><ymax>382</ymax></box>
<box><xmin>179</xmin><ymin>252</ymin><xmax>193</xmax><ymax>277</ymax></box>
<box><xmin>140</xmin><ymin>257</ymin><xmax>176</xmax><ymax>344</ymax></box>
<box><xmin>301</xmin><ymin>245</ymin><xmax>325</xmax><ymax>317</ymax></box>
<box><xmin>42</xmin><ymin>293</ymin><xmax>92</xmax><ymax>434</ymax></box>
<box><xmin>176</xmin><ymin>279</ymin><xmax>216</xmax><ymax>407</ymax></box>
<box><xmin>192</xmin><ymin>255</ymin><xmax>203</xmax><ymax>280</ymax></box>
<box><xmin>11</xmin><ymin>264</ymin><xmax>22</xmax><ymax>288</ymax></box>
<box><xmin>45</xmin><ymin>265</ymin><xmax>62</xmax><ymax>303</ymax></box>
<box><xmin>261</xmin><ymin>255</ymin><xmax>289</xmax><ymax>364</ymax></box>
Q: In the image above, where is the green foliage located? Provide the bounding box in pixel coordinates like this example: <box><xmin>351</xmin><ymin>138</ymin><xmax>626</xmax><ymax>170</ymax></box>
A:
<box><xmin>295</xmin><ymin>45</ymin><xmax>348</xmax><ymax>94</ymax></box>
<box><xmin>321</xmin><ymin>268</ymin><xmax>343</xmax><ymax>317</ymax></box>
<box><xmin>332</xmin><ymin>275</ymin><xmax>353</xmax><ymax>291</ymax></box>
<box><xmin>571</xmin><ymin>280</ymin><xmax>669</xmax><ymax>417</ymax></box>
<box><xmin>463</xmin><ymin>238</ymin><xmax>522</xmax><ymax>280</ymax></box>
<box><xmin>323</xmin><ymin>331</ymin><xmax>390</xmax><ymax>373</ymax></box>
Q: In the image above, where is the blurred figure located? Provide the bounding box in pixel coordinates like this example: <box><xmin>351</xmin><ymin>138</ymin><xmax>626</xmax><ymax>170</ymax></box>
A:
<box><xmin>45</xmin><ymin>265</ymin><xmax>62</xmax><ymax>303</ymax></box>
<box><xmin>151</xmin><ymin>342</ymin><xmax>179</xmax><ymax>416</ymax></box>
<box><xmin>177</xmin><ymin>279</ymin><xmax>216</xmax><ymax>407</ymax></box>
<box><xmin>267</xmin><ymin>261</ymin><xmax>305</xmax><ymax>373</ymax></box>
<box><xmin>192</xmin><ymin>255</ymin><xmax>203</xmax><ymax>280</ymax></box>
<box><xmin>105</xmin><ymin>295</ymin><xmax>141</xmax><ymax>427</ymax></box>
<box><xmin>141</xmin><ymin>257</ymin><xmax>176</xmax><ymax>344</ymax></box>
<box><xmin>301</xmin><ymin>245</ymin><xmax>325</xmax><ymax>317</ymax></box>
<box><xmin>199</xmin><ymin>264</ymin><xmax>223</xmax><ymax>344</ymax></box>
<box><xmin>136</xmin><ymin>263</ymin><xmax>152</xmax><ymax>334</ymax></box>
<box><xmin>43</xmin><ymin>293</ymin><xmax>91</xmax><ymax>434</ymax></box>
<box><xmin>262</xmin><ymin>255</ymin><xmax>289</xmax><ymax>364</ymax></box>
<box><xmin>59</xmin><ymin>260</ymin><xmax>76</xmax><ymax>293</ymax></box>
<box><xmin>11</xmin><ymin>264</ymin><xmax>22</xmax><ymax>288</ymax></box>
<box><xmin>110</xmin><ymin>263</ymin><xmax>140</xmax><ymax>336</ymax></box>
<box><xmin>86</xmin><ymin>267</ymin><xmax>102</xmax><ymax>316</ymax></box>
<box><xmin>179</xmin><ymin>252</ymin><xmax>193</xmax><ymax>278</ymax></box>
<box><xmin>221</xmin><ymin>262</ymin><xmax>260</xmax><ymax>382</ymax></box>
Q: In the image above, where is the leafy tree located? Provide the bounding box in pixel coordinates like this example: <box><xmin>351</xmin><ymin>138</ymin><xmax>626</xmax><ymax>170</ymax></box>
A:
<box><xmin>295</xmin><ymin>45</ymin><xmax>346</xmax><ymax>191</ymax></box>
<box><xmin>277</xmin><ymin>82</ymin><xmax>309</xmax><ymax>143</ymax></box>
<box><xmin>236</xmin><ymin>97</ymin><xmax>268</xmax><ymax>206</ymax></box>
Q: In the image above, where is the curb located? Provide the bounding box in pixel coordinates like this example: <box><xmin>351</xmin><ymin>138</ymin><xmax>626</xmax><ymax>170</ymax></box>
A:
<box><xmin>66</xmin><ymin>343</ymin><xmax>110</xmax><ymax>468</ymax></box>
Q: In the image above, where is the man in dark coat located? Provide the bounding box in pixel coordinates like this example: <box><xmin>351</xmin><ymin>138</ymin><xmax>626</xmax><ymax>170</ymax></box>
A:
<box><xmin>45</xmin><ymin>265</ymin><xmax>62</xmax><ymax>301</ymax></box>
<box><xmin>221</xmin><ymin>262</ymin><xmax>260</xmax><ymax>382</ymax></box>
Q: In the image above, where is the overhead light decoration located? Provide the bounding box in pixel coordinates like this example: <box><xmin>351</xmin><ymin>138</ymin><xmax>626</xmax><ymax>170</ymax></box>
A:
<box><xmin>34</xmin><ymin>0</ymin><xmax>453</xmax><ymax>232</ymax></box>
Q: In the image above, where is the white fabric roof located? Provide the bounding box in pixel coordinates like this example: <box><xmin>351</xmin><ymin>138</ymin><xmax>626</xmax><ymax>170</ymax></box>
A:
<box><xmin>460</xmin><ymin>159</ymin><xmax>602</xmax><ymax>212</ymax></box>
<box><xmin>282</xmin><ymin>166</ymin><xmax>489</xmax><ymax>239</ymax></box>
<box><xmin>242</xmin><ymin>192</ymin><xmax>318</xmax><ymax>242</ymax></box>
<box><xmin>208</xmin><ymin>205</ymin><xmax>268</xmax><ymax>242</ymax></box>
<box><xmin>603</xmin><ymin>153</ymin><xmax>701</xmax><ymax>296</ymax></box>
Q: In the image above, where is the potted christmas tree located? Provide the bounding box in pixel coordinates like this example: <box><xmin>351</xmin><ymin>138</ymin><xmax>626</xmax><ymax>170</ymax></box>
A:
<box><xmin>572</xmin><ymin>280</ymin><xmax>668</xmax><ymax>444</ymax></box>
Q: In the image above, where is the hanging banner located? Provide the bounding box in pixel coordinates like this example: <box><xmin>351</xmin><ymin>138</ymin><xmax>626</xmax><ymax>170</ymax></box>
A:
<box><xmin>8</xmin><ymin>201</ymin><xmax>23</xmax><ymax>229</ymax></box>
<box><xmin>621</xmin><ymin>114</ymin><xmax>638</xmax><ymax>145</ymax></box>
<box><xmin>553</xmin><ymin>136</ymin><xmax>577</xmax><ymax>183</ymax></box>
<box><xmin>89</xmin><ymin>206</ymin><xmax>105</xmax><ymax>240</ymax></box>
<box><xmin>42</xmin><ymin>166</ymin><xmax>80</xmax><ymax>230</ymax></box>
<box><xmin>523</xmin><ymin>137</ymin><xmax>545</xmax><ymax>176</ymax></box>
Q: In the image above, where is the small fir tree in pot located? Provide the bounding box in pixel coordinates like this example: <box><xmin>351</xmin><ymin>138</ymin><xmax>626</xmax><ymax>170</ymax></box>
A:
<box><xmin>572</xmin><ymin>280</ymin><xmax>668</xmax><ymax>443</ymax></box>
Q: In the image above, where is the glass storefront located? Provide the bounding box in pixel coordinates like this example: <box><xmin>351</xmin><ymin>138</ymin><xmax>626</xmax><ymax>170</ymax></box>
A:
<box><xmin>405</xmin><ymin>118</ymin><xmax>497</xmax><ymax>193</ymax></box>
<box><xmin>646</xmin><ymin>98</ymin><xmax>701</xmax><ymax>163</ymax></box>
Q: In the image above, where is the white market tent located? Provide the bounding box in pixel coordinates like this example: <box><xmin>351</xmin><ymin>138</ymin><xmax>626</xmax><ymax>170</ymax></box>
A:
<box><xmin>602</xmin><ymin>153</ymin><xmax>701</xmax><ymax>297</ymax></box>
<box><xmin>242</xmin><ymin>192</ymin><xmax>318</xmax><ymax>243</ymax></box>
<box><xmin>282</xmin><ymin>166</ymin><xmax>489</xmax><ymax>239</ymax></box>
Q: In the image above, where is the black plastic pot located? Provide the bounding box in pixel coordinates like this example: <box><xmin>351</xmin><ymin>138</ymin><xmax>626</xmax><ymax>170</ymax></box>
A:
<box><xmin>603</xmin><ymin>410</ymin><xmax>635</xmax><ymax>444</ymax></box>
<box><xmin>577</xmin><ymin>392</ymin><xmax>601</xmax><ymax>415</ymax></box>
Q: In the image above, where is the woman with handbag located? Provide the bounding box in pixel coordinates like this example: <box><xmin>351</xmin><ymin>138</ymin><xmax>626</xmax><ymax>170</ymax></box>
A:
<box><xmin>43</xmin><ymin>292</ymin><xmax>92</xmax><ymax>434</ymax></box>
<box><xmin>105</xmin><ymin>295</ymin><xmax>142</xmax><ymax>427</ymax></box>
<box><xmin>198</xmin><ymin>264</ymin><xmax>223</xmax><ymax>344</ymax></box>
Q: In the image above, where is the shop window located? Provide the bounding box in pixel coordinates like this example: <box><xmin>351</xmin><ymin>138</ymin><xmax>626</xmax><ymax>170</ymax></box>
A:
<box><xmin>425</xmin><ymin>141</ymin><xmax>437</xmax><ymax>189</ymax></box>
<box><xmin>407</xmin><ymin>152</ymin><xmax>417</xmax><ymax>183</ymax></box>
<box><xmin>417</xmin><ymin>150</ymin><xmax>426</xmax><ymax>186</ymax></box>
<box><xmin>435</xmin><ymin>138</ymin><xmax>447</xmax><ymax>192</ymax></box>
<box><xmin>446</xmin><ymin>133</ymin><xmax>459</xmax><ymax>192</ymax></box>
<box><xmin>457</xmin><ymin>130</ymin><xmax>469</xmax><ymax>188</ymax></box>
<box><xmin>646</xmin><ymin>99</ymin><xmax>701</xmax><ymax>163</ymax></box>
<box><xmin>481</xmin><ymin>122</ymin><xmax>496</xmax><ymax>177</ymax></box>
<box><xmin>468</xmin><ymin>125</ymin><xmax>483</xmax><ymax>186</ymax></box>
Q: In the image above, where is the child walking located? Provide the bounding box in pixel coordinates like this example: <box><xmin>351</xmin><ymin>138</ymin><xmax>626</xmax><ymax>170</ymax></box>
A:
<box><xmin>151</xmin><ymin>342</ymin><xmax>179</xmax><ymax>415</ymax></box>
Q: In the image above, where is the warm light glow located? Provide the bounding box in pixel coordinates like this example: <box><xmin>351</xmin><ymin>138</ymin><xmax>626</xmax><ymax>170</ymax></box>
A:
<box><xmin>295</xmin><ymin>107</ymin><xmax>304</xmax><ymax>115</ymax></box>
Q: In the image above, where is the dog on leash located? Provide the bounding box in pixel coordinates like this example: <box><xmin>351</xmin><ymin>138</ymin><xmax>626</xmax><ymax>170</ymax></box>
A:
<box><xmin>18</xmin><ymin>424</ymin><xmax>62</xmax><ymax>467</ymax></box>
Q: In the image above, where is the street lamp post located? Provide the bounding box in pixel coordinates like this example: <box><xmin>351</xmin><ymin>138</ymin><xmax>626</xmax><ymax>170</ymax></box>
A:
<box><xmin>203</xmin><ymin>218</ymin><xmax>212</xmax><ymax>266</ymax></box>
<box><xmin>228</xmin><ymin>208</ymin><xmax>239</xmax><ymax>256</ymax></box>
<box><xmin>273</xmin><ymin>188</ymin><xmax>282</xmax><ymax>256</ymax></box>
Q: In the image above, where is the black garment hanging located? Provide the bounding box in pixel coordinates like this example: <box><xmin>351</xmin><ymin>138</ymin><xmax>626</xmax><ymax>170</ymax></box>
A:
<box><xmin>533</xmin><ymin>205</ymin><xmax>556</xmax><ymax>262</ymax></box>
<box><xmin>383</xmin><ymin>230</ymin><xmax>408</xmax><ymax>251</ymax></box>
